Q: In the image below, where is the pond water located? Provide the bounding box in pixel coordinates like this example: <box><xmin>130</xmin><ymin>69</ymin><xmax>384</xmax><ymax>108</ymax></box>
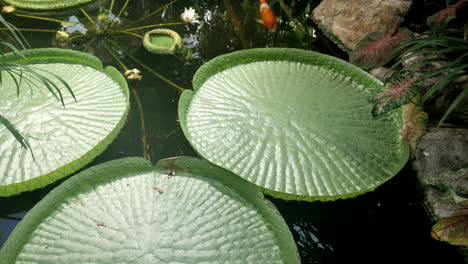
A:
<box><xmin>0</xmin><ymin>0</ymin><xmax>465</xmax><ymax>263</ymax></box>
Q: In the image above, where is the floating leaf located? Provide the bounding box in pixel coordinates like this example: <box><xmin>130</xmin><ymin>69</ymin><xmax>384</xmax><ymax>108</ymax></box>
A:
<box><xmin>424</xmin><ymin>168</ymin><xmax>468</xmax><ymax>196</ymax></box>
<box><xmin>1</xmin><ymin>0</ymin><xmax>94</xmax><ymax>10</ymax></box>
<box><xmin>0</xmin><ymin>157</ymin><xmax>300</xmax><ymax>263</ymax></box>
<box><xmin>179</xmin><ymin>48</ymin><xmax>409</xmax><ymax>201</ymax></box>
<box><xmin>432</xmin><ymin>215</ymin><xmax>468</xmax><ymax>246</ymax></box>
<box><xmin>427</xmin><ymin>0</ymin><xmax>468</xmax><ymax>31</ymax></box>
<box><xmin>0</xmin><ymin>48</ymin><xmax>129</xmax><ymax>196</ymax></box>
<box><xmin>401</xmin><ymin>96</ymin><xmax>428</xmax><ymax>159</ymax></box>
<box><xmin>372</xmin><ymin>71</ymin><xmax>421</xmax><ymax>117</ymax></box>
<box><xmin>350</xmin><ymin>17</ymin><xmax>414</xmax><ymax>69</ymax></box>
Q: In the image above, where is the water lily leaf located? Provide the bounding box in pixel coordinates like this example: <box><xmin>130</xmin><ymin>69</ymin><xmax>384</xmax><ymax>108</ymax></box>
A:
<box><xmin>0</xmin><ymin>48</ymin><xmax>129</xmax><ymax>197</ymax></box>
<box><xmin>0</xmin><ymin>157</ymin><xmax>300</xmax><ymax>263</ymax></box>
<box><xmin>423</xmin><ymin>168</ymin><xmax>468</xmax><ymax>196</ymax></box>
<box><xmin>179</xmin><ymin>48</ymin><xmax>409</xmax><ymax>201</ymax></box>
<box><xmin>2</xmin><ymin>0</ymin><xmax>93</xmax><ymax>10</ymax></box>
<box><xmin>431</xmin><ymin>215</ymin><xmax>468</xmax><ymax>246</ymax></box>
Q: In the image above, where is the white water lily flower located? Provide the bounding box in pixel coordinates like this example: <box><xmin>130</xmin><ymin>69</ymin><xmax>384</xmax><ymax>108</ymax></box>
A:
<box><xmin>180</xmin><ymin>7</ymin><xmax>200</xmax><ymax>24</ymax></box>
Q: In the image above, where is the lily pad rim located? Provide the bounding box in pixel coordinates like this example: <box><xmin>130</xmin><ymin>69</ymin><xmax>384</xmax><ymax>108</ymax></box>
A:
<box><xmin>192</xmin><ymin>47</ymin><xmax>383</xmax><ymax>92</ymax></box>
<box><xmin>0</xmin><ymin>156</ymin><xmax>300</xmax><ymax>263</ymax></box>
<box><xmin>1</xmin><ymin>0</ymin><xmax>95</xmax><ymax>10</ymax></box>
<box><xmin>0</xmin><ymin>48</ymin><xmax>130</xmax><ymax>196</ymax></box>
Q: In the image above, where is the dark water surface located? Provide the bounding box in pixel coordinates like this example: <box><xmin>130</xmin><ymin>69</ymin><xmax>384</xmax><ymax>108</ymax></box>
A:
<box><xmin>0</xmin><ymin>0</ymin><xmax>465</xmax><ymax>263</ymax></box>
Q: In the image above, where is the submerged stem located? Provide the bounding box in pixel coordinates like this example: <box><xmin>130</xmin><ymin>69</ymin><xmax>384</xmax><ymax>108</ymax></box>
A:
<box><xmin>118</xmin><ymin>22</ymin><xmax>184</xmax><ymax>32</ymax></box>
<box><xmin>125</xmin><ymin>0</ymin><xmax>179</xmax><ymax>28</ymax></box>
<box><xmin>109</xmin><ymin>0</ymin><xmax>115</xmax><ymax>12</ymax></box>
<box><xmin>119</xmin><ymin>31</ymin><xmax>143</xmax><ymax>39</ymax></box>
<box><xmin>131</xmin><ymin>88</ymin><xmax>149</xmax><ymax>160</ymax></box>
<box><xmin>116</xmin><ymin>0</ymin><xmax>130</xmax><ymax>19</ymax></box>
<box><xmin>0</xmin><ymin>27</ymin><xmax>57</xmax><ymax>33</ymax></box>
<box><xmin>102</xmin><ymin>42</ymin><xmax>128</xmax><ymax>71</ymax></box>
<box><xmin>80</xmin><ymin>8</ymin><xmax>96</xmax><ymax>26</ymax></box>
<box><xmin>107</xmin><ymin>39</ymin><xmax>185</xmax><ymax>92</ymax></box>
<box><xmin>14</xmin><ymin>13</ymin><xmax>66</xmax><ymax>24</ymax></box>
<box><xmin>128</xmin><ymin>53</ymin><xmax>184</xmax><ymax>92</ymax></box>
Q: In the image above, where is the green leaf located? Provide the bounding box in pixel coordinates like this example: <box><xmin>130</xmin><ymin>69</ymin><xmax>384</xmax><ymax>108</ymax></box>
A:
<box><xmin>0</xmin><ymin>157</ymin><xmax>300</xmax><ymax>264</ymax></box>
<box><xmin>423</xmin><ymin>168</ymin><xmax>468</xmax><ymax>196</ymax></box>
<box><xmin>180</xmin><ymin>48</ymin><xmax>409</xmax><ymax>201</ymax></box>
<box><xmin>1</xmin><ymin>0</ymin><xmax>94</xmax><ymax>10</ymax></box>
<box><xmin>433</xmin><ymin>190</ymin><xmax>468</xmax><ymax>219</ymax></box>
<box><xmin>432</xmin><ymin>215</ymin><xmax>468</xmax><ymax>246</ymax></box>
<box><xmin>372</xmin><ymin>71</ymin><xmax>421</xmax><ymax>117</ymax></box>
<box><xmin>0</xmin><ymin>48</ymin><xmax>129</xmax><ymax>197</ymax></box>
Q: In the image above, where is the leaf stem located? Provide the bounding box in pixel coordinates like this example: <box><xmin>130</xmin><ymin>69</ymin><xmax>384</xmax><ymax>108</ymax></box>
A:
<box><xmin>125</xmin><ymin>0</ymin><xmax>178</xmax><ymax>28</ymax></box>
<box><xmin>107</xmin><ymin>39</ymin><xmax>185</xmax><ymax>92</ymax></box>
<box><xmin>13</xmin><ymin>13</ymin><xmax>67</xmax><ymax>24</ymax></box>
<box><xmin>118</xmin><ymin>22</ymin><xmax>184</xmax><ymax>33</ymax></box>
<box><xmin>131</xmin><ymin>88</ymin><xmax>149</xmax><ymax>160</ymax></box>
<box><xmin>80</xmin><ymin>8</ymin><xmax>96</xmax><ymax>26</ymax></box>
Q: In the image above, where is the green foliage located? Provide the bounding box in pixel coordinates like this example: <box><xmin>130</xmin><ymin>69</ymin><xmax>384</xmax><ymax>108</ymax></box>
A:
<box><xmin>0</xmin><ymin>157</ymin><xmax>300</xmax><ymax>263</ymax></box>
<box><xmin>424</xmin><ymin>168</ymin><xmax>468</xmax><ymax>246</ymax></box>
<box><xmin>427</xmin><ymin>0</ymin><xmax>468</xmax><ymax>31</ymax></box>
<box><xmin>389</xmin><ymin>33</ymin><xmax>468</xmax><ymax>126</ymax></box>
<box><xmin>0</xmin><ymin>14</ymin><xmax>79</xmax><ymax>153</ymax></box>
<box><xmin>180</xmin><ymin>48</ymin><xmax>409</xmax><ymax>201</ymax></box>
<box><xmin>349</xmin><ymin>17</ymin><xmax>413</xmax><ymax>70</ymax></box>
<box><xmin>2</xmin><ymin>0</ymin><xmax>94</xmax><ymax>10</ymax></box>
<box><xmin>371</xmin><ymin>71</ymin><xmax>420</xmax><ymax>116</ymax></box>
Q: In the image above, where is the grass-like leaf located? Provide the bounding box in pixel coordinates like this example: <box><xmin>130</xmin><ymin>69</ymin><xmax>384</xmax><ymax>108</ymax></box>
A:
<box><xmin>388</xmin><ymin>32</ymin><xmax>468</xmax><ymax>125</ymax></box>
<box><xmin>0</xmin><ymin>113</ymin><xmax>33</xmax><ymax>157</ymax></box>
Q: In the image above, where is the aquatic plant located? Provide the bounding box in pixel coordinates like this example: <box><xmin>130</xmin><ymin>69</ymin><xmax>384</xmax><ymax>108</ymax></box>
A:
<box><xmin>2</xmin><ymin>0</ymin><xmax>94</xmax><ymax>10</ymax></box>
<box><xmin>143</xmin><ymin>28</ymin><xmax>183</xmax><ymax>54</ymax></box>
<box><xmin>0</xmin><ymin>0</ymin><xmax>187</xmax><ymax>91</ymax></box>
<box><xmin>423</xmin><ymin>167</ymin><xmax>468</xmax><ymax>246</ymax></box>
<box><xmin>0</xmin><ymin>13</ymin><xmax>77</xmax><ymax>152</ymax></box>
<box><xmin>0</xmin><ymin>157</ymin><xmax>300</xmax><ymax>263</ymax></box>
<box><xmin>179</xmin><ymin>48</ymin><xmax>409</xmax><ymax>201</ymax></box>
<box><xmin>0</xmin><ymin>48</ymin><xmax>129</xmax><ymax>197</ymax></box>
<box><xmin>349</xmin><ymin>16</ymin><xmax>413</xmax><ymax>70</ymax></box>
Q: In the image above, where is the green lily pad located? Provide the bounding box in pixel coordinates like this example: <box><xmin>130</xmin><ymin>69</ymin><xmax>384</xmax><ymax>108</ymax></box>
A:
<box><xmin>0</xmin><ymin>157</ymin><xmax>300</xmax><ymax>263</ymax></box>
<box><xmin>2</xmin><ymin>0</ymin><xmax>93</xmax><ymax>10</ymax></box>
<box><xmin>0</xmin><ymin>48</ymin><xmax>129</xmax><ymax>196</ymax></box>
<box><xmin>179</xmin><ymin>48</ymin><xmax>409</xmax><ymax>201</ymax></box>
<box><xmin>143</xmin><ymin>29</ymin><xmax>183</xmax><ymax>55</ymax></box>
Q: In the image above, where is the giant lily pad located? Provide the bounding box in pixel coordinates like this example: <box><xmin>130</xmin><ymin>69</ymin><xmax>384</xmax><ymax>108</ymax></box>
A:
<box><xmin>179</xmin><ymin>48</ymin><xmax>409</xmax><ymax>201</ymax></box>
<box><xmin>0</xmin><ymin>48</ymin><xmax>129</xmax><ymax>196</ymax></box>
<box><xmin>2</xmin><ymin>0</ymin><xmax>93</xmax><ymax>10</ymax></box>
<box><xmin>0</xmin><ymin>157</ymin><xmax>300</xmax><ymax>263</ymax></box>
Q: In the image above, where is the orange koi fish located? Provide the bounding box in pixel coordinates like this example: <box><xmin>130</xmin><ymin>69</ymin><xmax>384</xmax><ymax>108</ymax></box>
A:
<box><xmin>259</xmin><ymin>0</ymin><xmax>277</xmax><ymax>32</ymax></box>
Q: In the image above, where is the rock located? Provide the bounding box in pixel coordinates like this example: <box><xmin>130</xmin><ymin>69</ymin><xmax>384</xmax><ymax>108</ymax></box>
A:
<box><xmin>369</xmin><ymin>67</ymin><xmax>395</xmax><ymax>81</ymax></box>
<box><xmin>412</xmin><ymin>127</ymin><xmax>468</xmax><ymax>213</ymax></box>
<box><xmin>413</xmin><ymin>127</ymin><xmax>468</xmax><ymax>180</ymax></box>
<box><xmin>312</xmin><ymin>0</ymin><xmax>412</xmax><ymax>51</ymax></box>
